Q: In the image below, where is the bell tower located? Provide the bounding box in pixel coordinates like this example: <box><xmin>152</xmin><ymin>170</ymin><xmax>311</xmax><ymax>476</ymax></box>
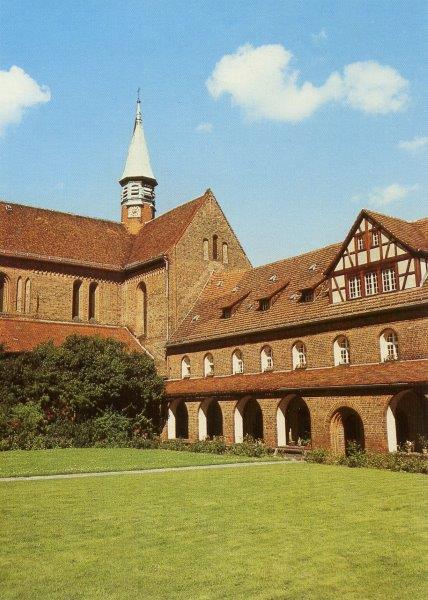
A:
<box><xmin>119</xmin><ymin>97</ymin><xmax>157</xmax><ymax>234</ymax></box>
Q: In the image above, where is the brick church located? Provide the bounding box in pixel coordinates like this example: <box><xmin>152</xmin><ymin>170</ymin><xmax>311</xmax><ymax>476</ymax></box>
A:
<box><xmin>1</xmin><ymin>102</ymin><xmax>427</xmax><ymax>453</ymax></box>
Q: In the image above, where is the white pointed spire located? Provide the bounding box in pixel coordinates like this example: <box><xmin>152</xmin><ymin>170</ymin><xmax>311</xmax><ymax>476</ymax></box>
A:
<box><xmin>120</xmin><ymin>99</ymin><xmax>156</xmax><ymax>183</ymax></box>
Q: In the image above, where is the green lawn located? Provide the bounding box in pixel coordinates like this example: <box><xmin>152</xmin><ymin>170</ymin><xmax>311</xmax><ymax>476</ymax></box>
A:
<box><xmin>0</xmin><ymin>461</ymin><xmax>426</xmax><ymax>600</ymax></box>
<box><xmin>0</xmin><ymin>447</ymin><xmax>274</xmax><ymax>478</ymax></box>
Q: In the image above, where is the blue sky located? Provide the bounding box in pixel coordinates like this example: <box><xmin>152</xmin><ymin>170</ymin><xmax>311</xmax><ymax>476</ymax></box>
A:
<box><xmin>0</xmin><ymin>0</ymin><xmax>427</xmax><ymax>266</ymax></box>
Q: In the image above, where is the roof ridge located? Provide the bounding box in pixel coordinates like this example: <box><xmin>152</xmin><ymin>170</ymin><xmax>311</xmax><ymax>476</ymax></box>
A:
<box><xmin>0</xmin><ymin>199</ymin><xmax>126</xmax><ymax>228</ymax></box>
<box><xmin>140</xmin><ymin>193</ymin><xmax>207</xmax><ymax>230</ymax></box>
<box><xmin>251</xmin><ymin>241</ymin><xmax>341</xmax><ymax>271</ymax></box>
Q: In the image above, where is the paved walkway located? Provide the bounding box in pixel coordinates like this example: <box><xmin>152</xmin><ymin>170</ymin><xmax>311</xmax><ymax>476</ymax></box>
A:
<box><xmin>0</xmin><ymin>459</ymin><xmax>300</xmax><ymax>482</ymax></box>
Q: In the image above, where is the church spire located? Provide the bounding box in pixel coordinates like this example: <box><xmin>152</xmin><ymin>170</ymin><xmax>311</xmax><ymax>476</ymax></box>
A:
<box><xmin>120</xmin><ymin>97</ymin><xmax>157</xmax><ymax>234</ymax></box>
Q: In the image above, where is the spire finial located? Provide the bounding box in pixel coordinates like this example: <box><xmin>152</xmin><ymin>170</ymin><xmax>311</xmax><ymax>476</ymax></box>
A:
<box><xmin>137</xmin><ymin>87</ymin><xmax>140</xmax><ymax>102</ymax></box>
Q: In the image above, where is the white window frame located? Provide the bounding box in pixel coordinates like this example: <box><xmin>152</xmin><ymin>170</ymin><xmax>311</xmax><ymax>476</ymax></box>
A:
<box><xmin>261</xmin><ymin>346</ymin><xmax>273</xmax><ymax>372</ymax></box>
<box><xmin>382</xmin><ymin>267</ymin><xmax>396</xmax><ymax>293</ymax></box>
<box><xmin>348</xmin><ymin>275</ymin><xmax>361</xmax><ymax>299</ymax></box>
<box><xmin>181</xmin><ymin>356</ymin><xmax>191</xmax><ymax>379</ymax></box>
<box><xmin>380</xmin><ymin>330</ymin><xmax>399</xmax><ymax>362</ymax></box>
<box><xmin>334</xmin><ymin>337</ymin><xmax>350</xmax><ymax>366</ymax></box>
<box><xmin>232</xmin><ymin>350</ymin><xmax>244</xmax><ymax>374</ymax></box>
<box><xmin>365</xmin><ymin>271</ymin><xmax>378</xmax><ymax>296</ymax></box>
<box><xmin>203</xmin><ymin>353</ymin><xmax>214</xmax><ymax>377</ymax></box>
<box><xmin>292</xmin><ymin>342</ymin><xmax>307</xmax><ymax>369</ymax></box>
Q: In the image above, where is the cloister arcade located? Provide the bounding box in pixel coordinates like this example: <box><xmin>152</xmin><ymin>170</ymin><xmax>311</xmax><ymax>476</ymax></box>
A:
<box><xmin>165</xmin><ymin>389</ymin><xmax>428</xmax><ymax>453</ymax></box>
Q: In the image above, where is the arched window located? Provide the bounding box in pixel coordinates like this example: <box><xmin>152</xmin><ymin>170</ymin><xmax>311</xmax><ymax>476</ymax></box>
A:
<box><xmin>24</xmin><ymin>278</ymin><xmax>31</xmax><ymax>313</ymax></box>
<box><xmin>181</xmin><ymin>356</ymin><xmax>191</xmax><ymax>379</ymax></box>
<box><xmin>0</xmin><ymin>273</ymin><xmax>7</xmax><ymax>313</ymax></box>
<box><xmin>222</xmin><ymin>242</ymin><xmax>229</xmax><ymax>264</ymax></box>
<box><xmin>212</xmin><ymin>235</ymin><xmax>218</xmax><ymax>260</ymax></box>
<box><xmin>204</xmin><ymin>353</ymin><xmax>214</xmax><ymax>377</ymax></box>
<box><xmin>72</xmin><ymin>280</ymin><xmax>82</xmax><ymax>319</ymax></box>
<box><xmin>334</xmin><ymin>336</ymin><xmax>350</xmax><ymax>366</ymax></box>
<box><xmin>137</xmin><ymin>282</ymin><xmax>147</xmax><ymax>336</ymax></box>
<box><xmin>16</xmin><ymin>277</ymin><xmax>23</xmax><ymax>312</ymax></box>
<box><xmin>292</xmin><ymin>342</ymin><xmax>307</xmax><ymax>369</ymax></box>
<box><xmin>232</xmin><ymin>349</ymin><xmax>244</xmax><ymax>374</ymax></box>
<box><xmin>260</xmin><ymin>345</ymin><xmax>273</xmax><ymax>372</ymax></box>
<box><xmin>88</xmin><ymin>282</ymin><xmax>98</xmax><ymax>321</ymax></box>
<box><xmin>203</xmin><ymin>238</ymin><xmax>209</xmax><ymax>261</ymax></box>
<box><xmin>380</xmin><ymin>329</ymin><xmax>399</xmax><ymax>362</ymax></box>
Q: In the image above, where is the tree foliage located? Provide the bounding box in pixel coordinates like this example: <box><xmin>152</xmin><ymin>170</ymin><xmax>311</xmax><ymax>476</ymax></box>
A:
<box><xmin>0</xmin><ymin>335</ymin><xmax>164</xmax><ymax>449</ymax></box>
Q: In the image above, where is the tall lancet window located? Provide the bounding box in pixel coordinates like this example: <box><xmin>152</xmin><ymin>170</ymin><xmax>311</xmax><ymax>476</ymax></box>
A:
<box><xmin>137</xmin><ymin>282</ymin><xmax>147</xmax><ymax>337</ymax></box>
<box><xmin>88</xmin><ymin>282</ymin><xmax>98</xmax><ymax>321</ymax></box>
<box><xmin>0</xmin><ymin>274</ymin><xmax>7</xmax><ymax>313</ymax></box>
<box><xmin>16</xmin><ymin>277</ymin><xmax>23</xmax><ymax>312</ymax></box>
<box><xmin>24</xmin><ymin>279</ymin><xmax>31</xmax><ymax>313</ymax></box>
<box><xmin>72</xmin><ymin>280</ymin><xmax>82</xmax><ymax>320</ymax></box>
<box><xmin>213</xmin><ymin>235</ymin><xmax>218</xmax><ymax>260</ymax></box>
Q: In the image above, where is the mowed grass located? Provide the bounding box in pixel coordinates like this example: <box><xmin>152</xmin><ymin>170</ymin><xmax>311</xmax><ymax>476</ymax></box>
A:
<box><xmin>0</xmin><ymin>447</ymin><xmax>274</xmax><ymax>478</ymax></box>
<box><xmin>0</xmin><ymin>463</ymin><xmax>426</xmax><ymax>600</ymax></box>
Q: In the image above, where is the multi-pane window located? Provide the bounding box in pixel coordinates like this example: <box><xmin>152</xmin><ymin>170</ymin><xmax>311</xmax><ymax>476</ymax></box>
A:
<box><xmin>181</xmin><ymin>356</ymin><xmax>191</xmax><ymax>379</ymax></box>
<box><xmin>261</xmin><ymin>346</ymin><xmax>273</xmax><ymax>372</ymax></box>
<box><xmin>356</xmin><ymin>235</ymin><xmax>365</xmax><ymax>251</ymax></box>
<box><xmin>364</xmin><ymin>272</ymin><xmax>378</xmax><ymax>296</ymax></box>
<box><xmin>259</xmin><ymin>298</ymin><xmax>270</xmax><ymax>311</ymax></box>
<box><xmin>334</xmin><ymin>337</ymin><xmax>350</xmax><ymax>366</ymax></box>
<box><xmin>204</xmin><ymin>353</ymin><xmax>214</xmax><ymax>377</ymax></box>
<box><xmin>382</xmin><ymin>268</ymin><xmax>396</xmax><ymax>292</ymax></box>
<box><xmin>348</xmin><ymin>275</ymin><xmax>361</xmax><ymax>299</ymax></box>
<box><xmin>371</xmin><ymin>230</ymin><xmax>380</xmax><ymax>247</ymax></box>
<box><xmin>380</xmin><ymin>330</ymin><xmax>399</xmax><ymax>361</ymax></box>
<box><xmin>232</xmin><ymin>349</ymin><xmax>244</xmax><ymax>374</ymax></box>
<box><xmin>292</xmin><ymin>342</ymin><xmax>307</xmax><ymax>369</ymax></box>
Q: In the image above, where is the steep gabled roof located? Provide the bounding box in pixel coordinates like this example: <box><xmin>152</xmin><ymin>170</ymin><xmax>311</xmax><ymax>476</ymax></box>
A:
<box><xmin>126</xmin><ymin>194</ymin><xmax>207</xmax><ymax>265</ymax></box>
<box><xmin>324</xmin><ymin>209</ymin><xmax>428</xmax><ymax>277</ymax></box>
<box><xmin>0</xmin><ymin>200</ymin><xmax>131</xmax><ymax>269</ymax></box>
<box><xmin>365</xmin><ymin>210</ymin><xmax>428</xmax><ymax>253</ymax></box>
<box><xmin>0</xmin><ymin>192</ymin><xmax>208</xmax><ymax>270</ymax></box>
<box><xmin>0</xmin><ymin>316</ymin><xmax>143</xmax><ymax>353</ymax></box>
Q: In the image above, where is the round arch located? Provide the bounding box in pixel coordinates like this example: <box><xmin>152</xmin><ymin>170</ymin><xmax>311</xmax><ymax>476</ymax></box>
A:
<box><xmin>386</xmin><ymin>390</ymin><xmax>427</xmax><ymax>452</ymax></box>
<box><xmin>167</xmin><ymin>399</ymin><xmax>189</xmax><ymax>440</ymax></box>
<box><xmin>198</xmin><ymin>398</ymin><xmax>223</xmax><ymax>440</ymax></box>
<box><xmin>0</xmin><ymin>272</ymin><xmax>10</xmax><ymax>313</ymax></box>
<box><xmin>234</xmin><ymin>397</ymin><xmax>263</xmax><ymax>442</ymax></box>
<box><xmin>330</xmin><ymin>407</ymin><xmax>364</xmax><ymax>454</ymax></box>
<box><xmin>277</xmin><ymin>395</ymin><xmax>311</xmax><ymax>447</ymax></box>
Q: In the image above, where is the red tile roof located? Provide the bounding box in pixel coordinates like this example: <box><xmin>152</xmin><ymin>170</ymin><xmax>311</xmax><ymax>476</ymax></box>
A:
<box><xmin>0</xmin><ymin>193</ymin><xmax>208</xmax><ymax>270</ymax></box>
<box><xmin>166</xmin><ymin>359</ymin><xmax>428</xmax><ymax>397</ymax></box>
<box><xmin>0</xmin><ymin>316</ymin><xmax>143</xmax><ymax>353</ymax></box>
<box><xmin>127</xmin><ymin>194</ymin><xmax>207</xmax><ymax>265</ymax></box>
<box><xmin>365</xmin><ymin>210</ymin><xmax>428</xmax><ymax>253</ymax></box>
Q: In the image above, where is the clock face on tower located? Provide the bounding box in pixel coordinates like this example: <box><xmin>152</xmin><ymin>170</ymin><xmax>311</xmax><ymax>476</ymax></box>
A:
<box><xmin>128</xmin><ymin>205</ymin><xmax>141</xmax><ymax>218</ymax></box>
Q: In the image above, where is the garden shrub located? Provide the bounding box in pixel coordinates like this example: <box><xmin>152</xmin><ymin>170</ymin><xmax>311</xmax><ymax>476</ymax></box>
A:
<box><xmin>305</xmin><ymin>447</ymin><xmax>428</xmax><ymax>474</ymax></box>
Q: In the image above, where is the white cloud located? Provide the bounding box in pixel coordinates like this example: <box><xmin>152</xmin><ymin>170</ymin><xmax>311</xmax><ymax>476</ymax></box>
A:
<box><xmin>311</xmin><ymin>29</ymin><xmax>327</xmax><ymax>43</ymax></box>
<box><xmin>196</xmin><ymin>122</ymin><xmax>213</xmax><ymax>133</ymax></box>
<box><xmin>398</xmin><ymin>136</ymin><xmax>428</xmax><ymax>152</ymax></box>
<box><xmin>353</xmin><ymin>183</ymin><xmax>419</xmax><ymax>207</ymax></box>
<box><xmin>0</xmin><ymin>65</ymin><xmax>51</xmax><ymax>135</ymax></box>
<box><xmin>206</xmin><ymin>44</ymin><xmax>409</xmax><ymax>122</ymax></box>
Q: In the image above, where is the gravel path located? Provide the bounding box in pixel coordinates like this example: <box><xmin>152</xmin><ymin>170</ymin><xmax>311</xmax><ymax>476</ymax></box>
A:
<box><xmin>0</xmin><ymin>459</ymin><xmax>299</xmax><ymax>482</ymax></box>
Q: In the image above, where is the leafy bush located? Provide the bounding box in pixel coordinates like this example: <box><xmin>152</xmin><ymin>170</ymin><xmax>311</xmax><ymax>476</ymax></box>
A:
<box><xmin>228</xmin><ymin>435</ymin><xmax>273</xmax><ymax>457</ymax></box>
<box><xmin>305</xmin><ymin>447</ymin><xmax>428</xmax><ymax>474</ymax></box>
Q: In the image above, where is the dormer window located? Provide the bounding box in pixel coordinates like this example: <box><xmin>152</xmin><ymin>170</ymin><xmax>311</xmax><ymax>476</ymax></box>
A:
<box><xmin>222</xmin><ymin>307</ymin><xmax>232</xmax><ymax>319</ymax></box>
<box><xmin>300</xmin><ymin>289</ymin><xmax>314</xmax><ymax>303</ymax></box>
<box><xmin>259</xmin><ymin>298</ymin><xmax>270</xmax><ymax>311</ymax></box>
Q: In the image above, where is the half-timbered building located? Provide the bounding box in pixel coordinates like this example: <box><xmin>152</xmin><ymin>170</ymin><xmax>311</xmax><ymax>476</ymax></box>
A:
<box><xmin>1</xmin><ymin>101</ymin><xmax>427</xmax><ymax>453</ymax></box>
